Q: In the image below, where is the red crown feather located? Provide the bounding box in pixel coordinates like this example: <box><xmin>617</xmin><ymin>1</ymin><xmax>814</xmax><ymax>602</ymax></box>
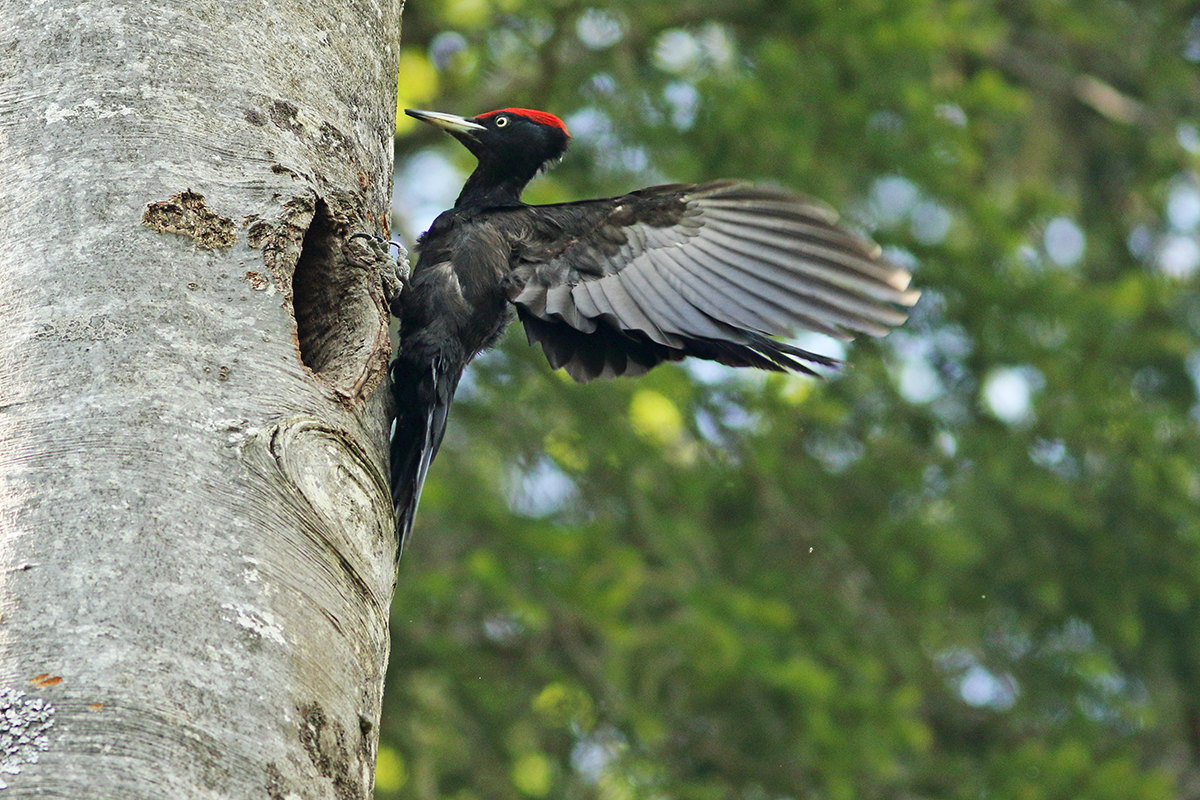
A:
<box><xmin>477</xmin><ymin>108</ymin><xmax>569</xmax><ymax>136</ymax></box>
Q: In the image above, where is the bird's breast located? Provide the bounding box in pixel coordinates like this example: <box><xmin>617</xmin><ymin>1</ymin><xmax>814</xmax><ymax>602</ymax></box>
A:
<box><xmin>400</xmin><ymin>218</ymin><xmax>517</xmax><ymax>364</ymax></box>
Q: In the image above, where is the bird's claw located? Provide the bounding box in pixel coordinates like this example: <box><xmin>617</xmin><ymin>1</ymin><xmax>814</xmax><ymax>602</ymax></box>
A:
<box><xmin>347</xmin><ymin>232</ymin><xmax>410</xmax><ymax>311</ymax></box>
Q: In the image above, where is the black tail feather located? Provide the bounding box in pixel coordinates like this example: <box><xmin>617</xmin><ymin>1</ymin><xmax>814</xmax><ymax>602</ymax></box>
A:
<box><xmin>389</xmin><ymin>355</ymin><xmax>459</xmax><ymax>554</ymax></box>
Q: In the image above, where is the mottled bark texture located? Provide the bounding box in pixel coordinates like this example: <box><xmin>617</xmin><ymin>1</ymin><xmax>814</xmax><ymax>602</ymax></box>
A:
<box><xmin>0</xmin><ymin>0</ymin><xmax>403</xmax><ymax>797</ymax></box>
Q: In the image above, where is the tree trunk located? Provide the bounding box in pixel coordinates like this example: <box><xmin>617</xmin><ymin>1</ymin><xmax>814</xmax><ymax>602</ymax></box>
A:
<box><xmin>0</xmin><ymin>0</ymin><xmax>402</xmax><ymax>797</ymax></box>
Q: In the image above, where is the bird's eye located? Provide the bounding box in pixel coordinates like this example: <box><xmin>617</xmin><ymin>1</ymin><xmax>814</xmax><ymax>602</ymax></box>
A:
<box><xmin>495</xmin><ymin>116</ymin><xmax>509</xmax><ymax>127</ymax></box>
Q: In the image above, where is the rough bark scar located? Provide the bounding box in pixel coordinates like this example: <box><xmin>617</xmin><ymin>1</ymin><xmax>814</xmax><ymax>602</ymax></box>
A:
<box><xmin>142</xmin><ymin>190</ymin><xmax>237</xmax><ymax>249</ymax></box>
<box><xmin>244</xmin><ymin>271</ymin><xmax>269</xmax><ymax>290</ymax></box>
<box><xmin>297</xmin><ymin>701</ymin><xmax>364</xmax><ymax>800</ymax></box>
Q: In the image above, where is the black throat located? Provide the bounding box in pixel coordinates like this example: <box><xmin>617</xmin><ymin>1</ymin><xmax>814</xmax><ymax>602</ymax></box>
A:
<box><xmin>454</xmin><ymin>157</ymin><xmax>545</xmax><ymax>209</ymax></box>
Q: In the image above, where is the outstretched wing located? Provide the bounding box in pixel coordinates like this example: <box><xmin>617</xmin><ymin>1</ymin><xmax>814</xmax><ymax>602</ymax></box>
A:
<box><xmin>504</xmin><ymin>180</ymin><xmax>919</xmax><ymax>382</ymax></box>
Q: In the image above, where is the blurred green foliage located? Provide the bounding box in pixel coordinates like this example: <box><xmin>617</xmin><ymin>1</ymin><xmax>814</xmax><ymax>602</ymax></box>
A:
<box><xmin>382</xmin><ymin>0</ymin><xmax>1200</xmax><ymax>796</ymax></box>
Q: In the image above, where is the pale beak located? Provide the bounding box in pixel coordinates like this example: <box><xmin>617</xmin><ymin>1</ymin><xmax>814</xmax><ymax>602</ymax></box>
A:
<box><xmin>405</xmin><ymin>109</ymin><xmax>486</xmax><ymax>136</ymax></box>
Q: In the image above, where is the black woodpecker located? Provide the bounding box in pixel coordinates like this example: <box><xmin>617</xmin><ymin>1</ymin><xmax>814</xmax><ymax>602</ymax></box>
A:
<box><xmin>390</xmin><ymin>107</ymin><xmax>919</xmax><ymax>549</ymax></box>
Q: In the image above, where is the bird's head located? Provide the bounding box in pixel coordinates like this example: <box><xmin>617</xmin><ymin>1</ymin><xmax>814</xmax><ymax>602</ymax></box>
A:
<box><xmin>406</xmin><ymin>108</ymin><xmax>571</xmax><ymax>206</ymax></box>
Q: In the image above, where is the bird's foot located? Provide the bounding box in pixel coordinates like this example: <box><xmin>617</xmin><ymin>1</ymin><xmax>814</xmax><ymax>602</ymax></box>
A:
<box><xmin>346</xmin><ymin>232</ymin><xmax>410</xmax><ymax>312</ymax></box>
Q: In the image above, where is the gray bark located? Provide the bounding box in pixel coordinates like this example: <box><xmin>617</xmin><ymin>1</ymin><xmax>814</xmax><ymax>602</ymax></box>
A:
<box><xmin>0</xmin><ymin>0</ymin><xmax>403</xmax><ymax>797</ymax></box>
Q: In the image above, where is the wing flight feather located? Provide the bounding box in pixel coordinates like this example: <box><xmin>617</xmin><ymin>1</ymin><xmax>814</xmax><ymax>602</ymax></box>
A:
<box><xmin>506</xmin><ymin>181</ymin><xmax>919</xmax><ymax>381</ymax></box>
